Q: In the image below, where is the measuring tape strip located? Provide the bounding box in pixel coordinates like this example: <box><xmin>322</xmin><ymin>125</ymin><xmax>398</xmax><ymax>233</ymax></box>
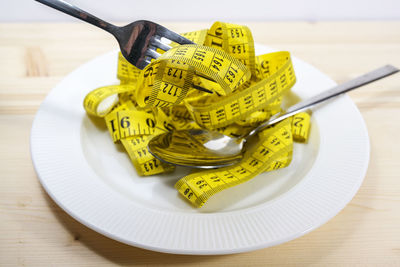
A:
<box><xmin>134</xmin><ymin>44</ymin><xmax>252</xmax><ymax>109</ymax></box>
<box><xmin>117</xmin><ymin>52</ymin><xmax>141</xmax><ymax>83</ymax></box>
<box><xmin>179</xmin><ymin>29</ymin><xmax>209</xmax><ymax>45</ymax></box>
<box><xmin>205</xmin><ymin>21</ymin><xmax>256</xmax><ymax>75</ymax></box>
<box><xmin>175</xmin><ymin>118</ymin><xmax>293</xmax><ymax>208</ymax></box>
<box><xmin>104</xmin><ymin>101</ymin><xmax>194</xmax><ymax>143</ymax></box>
<box><xmin>171</xmin><ymin>112</ymin><xmax>310</xmax><ymax>207</ymax></box>
<box><xmin>149</xmin><ymin>60</ymin><xmax>194</xmax><ymax>108</ymax></box>
<box><xmin>121</xmin><ymin>135</ymin><xmax>175</xmax><ymax>176</ymax></box>
<box><xmin>83</xmin><ymin>85</ymin><xmax>177</xmax><ymax>175</ymax></box>
<box><xmin>185</xmin><ymin>51</ymin><xmax>295</xmax><ymax>129</ymax></box>
<box><xmin>134</xmin><ymin>59</ymin><xmax>197</xmax><ymax>109</ymax></box>
<box><xmin>291</xmin><ymin>112</ymin><xmax>311</xmax><ymax>143</ymax></box>
<box><xmin>83</xmin><ymin>85</ymin><xmax>134</xmax><ymax>117</ymax></box>
<box><xmin>164</xmin><ymin>103</ymin><xmax>193</xmax><ymax>120</ymax></box>
<box><xmin>160</xmin><ymin>45</ymin><xmax>251</xmax><ymax>94</ymax></box>
<box><xmin>105</xmin><ymin>109</ymin><xmax>156</xmax><ymax>142</ymax></box>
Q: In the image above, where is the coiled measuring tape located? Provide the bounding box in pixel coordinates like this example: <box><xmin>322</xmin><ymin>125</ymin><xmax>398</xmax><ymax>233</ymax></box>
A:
<box><xmin>83</xmin><ymin>21</ymin><xmax>311</xmax><ymax>207</ymax></box>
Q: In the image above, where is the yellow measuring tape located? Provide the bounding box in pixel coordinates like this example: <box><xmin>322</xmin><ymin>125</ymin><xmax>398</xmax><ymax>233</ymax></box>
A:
<box><xmin>83</xmin><ymin>21</ymin><xmax>311</xmax><ymax>208</ymax></box>
<box><xmin>175</xmin><ymin>118</ymin><xmax>293</xmax><ymax>207</ymax></box>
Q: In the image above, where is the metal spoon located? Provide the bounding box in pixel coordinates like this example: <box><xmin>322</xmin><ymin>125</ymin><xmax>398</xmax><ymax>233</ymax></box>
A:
<box><xmin>148</xmin><ymin>65</ymin><xmax>399</xmax><ymax>168</ymax></box>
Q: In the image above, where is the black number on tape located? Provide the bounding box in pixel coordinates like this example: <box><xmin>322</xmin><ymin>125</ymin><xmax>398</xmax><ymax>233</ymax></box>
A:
<box><xmin>146</xmin><ymin>118</ymin><xmax>156</xmax><ymax>128</ymax></box>
<box><xmin>121</xmin><ymin>116</ymin><xmax>130</xmax><ymax>128</ymax></box>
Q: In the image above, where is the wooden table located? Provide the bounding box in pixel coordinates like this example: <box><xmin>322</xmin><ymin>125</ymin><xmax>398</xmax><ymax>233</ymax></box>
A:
<box><xmin>1</xmin><ymin>22</ymin><xmax>399</xmax><ymax>266</ymax></box>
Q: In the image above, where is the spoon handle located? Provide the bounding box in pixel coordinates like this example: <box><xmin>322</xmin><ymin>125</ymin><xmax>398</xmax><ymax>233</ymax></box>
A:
<box><xmin>35</xmin><ymin>0</ymin><xmax>118</xmax><ymax>34</ymax></box>
<box><xmin>248</xmin><ymin>64</ymin><xmax>399</xmax><ymax>137</ymax></box>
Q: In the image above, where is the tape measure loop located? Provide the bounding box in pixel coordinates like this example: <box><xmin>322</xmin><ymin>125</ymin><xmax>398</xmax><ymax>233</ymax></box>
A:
<box><xmin>82</xmin><ymin>21</ymin><xmax>312</xmax><ymax>206</ymax></box>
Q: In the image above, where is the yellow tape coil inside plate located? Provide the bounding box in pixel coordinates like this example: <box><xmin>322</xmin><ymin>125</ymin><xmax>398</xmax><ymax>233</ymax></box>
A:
<box><xmin>83</xmin><ymin>21</ymin><xmax>311</xmax><ymax>208</ymax></box>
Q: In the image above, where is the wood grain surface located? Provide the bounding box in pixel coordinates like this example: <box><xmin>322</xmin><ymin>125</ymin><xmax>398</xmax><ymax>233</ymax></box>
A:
<box><xmin>1</xmin><ymin>22</ymin><xmax>400</xmax><ymax>266</ymax></box>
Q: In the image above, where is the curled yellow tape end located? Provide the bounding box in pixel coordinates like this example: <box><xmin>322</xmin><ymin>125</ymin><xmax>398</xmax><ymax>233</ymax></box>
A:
<box><xmin>291</xmin><ymin>112</ymin><xmax>311</xmax><ymax>143</ymax></box>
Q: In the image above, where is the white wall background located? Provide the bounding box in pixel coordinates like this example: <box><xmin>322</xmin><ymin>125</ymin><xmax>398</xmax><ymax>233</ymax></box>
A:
<box><xmin>1</xmin><ymin>0</ymin><xmax>400</xmax><ymax>22</ymax></box>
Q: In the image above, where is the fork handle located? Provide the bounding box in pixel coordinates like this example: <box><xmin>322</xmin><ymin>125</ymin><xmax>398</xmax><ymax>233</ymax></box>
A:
<box><xmin>35</xmin><ymin>0</ymin><xmax>118</xmax><ymax>34</ymax></box>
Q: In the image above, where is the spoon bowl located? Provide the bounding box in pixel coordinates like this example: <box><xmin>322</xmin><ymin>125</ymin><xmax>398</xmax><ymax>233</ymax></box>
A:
<box><xmin>148</xmin><ymin>129</ymin><xmax>245</xmax><ymax>168</ymax></box>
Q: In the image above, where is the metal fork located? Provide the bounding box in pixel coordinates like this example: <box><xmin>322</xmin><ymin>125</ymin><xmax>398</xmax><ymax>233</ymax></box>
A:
<box><xmin>35</xmin><ymin>0</ymin><xmax>213</xmax><ymax>93</ymax></box>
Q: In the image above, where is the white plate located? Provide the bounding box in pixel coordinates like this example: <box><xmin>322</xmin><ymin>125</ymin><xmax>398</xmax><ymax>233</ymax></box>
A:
<box><xmin>31</xmin><ymin>44</ymin><xmax>369</xmax><ymax>255</ymax></box>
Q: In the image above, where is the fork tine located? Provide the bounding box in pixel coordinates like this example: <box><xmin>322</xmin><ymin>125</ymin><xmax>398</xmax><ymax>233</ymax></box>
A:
<box><xmin>156</xmin><ymin>25</ymin><xmax>194</xmax><ymax>45</ymax></box>
<box><xmin>146</xmin><ymin>49</ymin><xmax>161</xmax><ymax>59</ymax></box>
<box><xmin>151</xmin><ymin>38</ymin><xmax>172</xmax><ymax>52</ymax></box>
